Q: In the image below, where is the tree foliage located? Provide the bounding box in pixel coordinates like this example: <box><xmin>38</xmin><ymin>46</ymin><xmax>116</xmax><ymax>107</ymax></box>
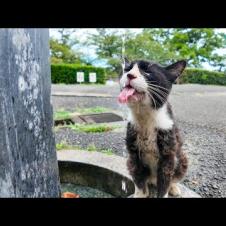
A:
<box><xmin>50</xmin><ymin>29</ymin><xmax>83</xmax><ymax>64</ymax></box>
<box><xmin>86</xmin><ymin>28</ymin><xmax>226</xmax><ymax>76</ymax></box>
<box><xmin>145</xmin><ymin>29</ymin><xmax>225</xmax><ymax>70</ymax></box>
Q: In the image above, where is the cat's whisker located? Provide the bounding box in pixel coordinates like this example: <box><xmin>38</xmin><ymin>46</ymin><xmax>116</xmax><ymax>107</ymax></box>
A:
<box><xmin>146</xmin><ymin>90</ymin><xmax>157</xmax><ymax>108</ymax></box>
<box><xmin>148</xmin><ymin>92</ymin><xmax>157</xmax><ymax>109</ymax></box>
<box><xmin>152</xmin><ymin>92</ymin><xmax>165</xmax><ymax>104</ymax></box>
<box><xmin>147</xmin><ymin>83</ymin><xmax>169</xmax><ymax>93</ymax></box>
<box><xmin>152</xmin><ymin>90</ymin><xmax>168</xmax><ymax>101</ymax></box>
<box><xmin>148</xmin><ymin>86</ymin><xmax>169</xmax><ymax>98</ymax></box>
<box><xmin>146</xmin><ymin>82</ymin><xmax>169</xmax><ymax>93</ymax></box>
<box><xmin>148</xmin><ymin>85</ymin><xmax>168</xmax><ymax>99</ymax></box>
<box><xmin>148</xmin><ymin>89</ymin><xmax>165</xmax><ymax>104</ymax></box>
<box><xmin>148</xmin><ymin>86</ymin><xmax>168</xmax><ymax>98</ymax></box>
<box><xmin>148</xmin><ymin>87</ymin><xmax>166</xmax><ymax>105</ymax></box>
<box><xmin>146</xmin><ymin>81</ymin><xmax>170</xmax><ymax>91</ymax></box>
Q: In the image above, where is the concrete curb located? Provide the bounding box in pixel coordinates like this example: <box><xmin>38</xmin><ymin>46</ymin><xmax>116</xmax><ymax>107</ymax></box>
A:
<box><xmin>57</xmin><ymin>150</ymin><xmax>201</xmax><ymax>198</ymax></box>
<box><xmin>52</xmin><ymin>92</ymin><xmax>116</xmax><ymax>98</ymax></box>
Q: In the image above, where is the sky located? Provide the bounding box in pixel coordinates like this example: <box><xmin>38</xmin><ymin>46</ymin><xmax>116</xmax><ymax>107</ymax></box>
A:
<box><xmin>49</xmin><ymin>29</ymin><xmax>143</xmax><ymax>67</ymax></box>
<box><xmin>49</xmin><ymin>29</ymin><xmax>226</xmax><ymax>70</ymax></box>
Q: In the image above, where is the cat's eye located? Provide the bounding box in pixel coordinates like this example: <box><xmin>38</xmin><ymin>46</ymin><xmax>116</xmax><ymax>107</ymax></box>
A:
<box><xmin>124</xmin><ymin>65</ymin><xmax>132</xmax><ymax>72</ymax></box>
<box><xmin>141</xmin><ymin>68</ymin><xmax>151</xmax><ymax>75</ymax></box>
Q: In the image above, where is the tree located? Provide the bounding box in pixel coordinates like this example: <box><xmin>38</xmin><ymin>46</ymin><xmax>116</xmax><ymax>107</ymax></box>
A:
<box><xmin>0</xmin><ymin>29</ymin><xmax>60</xmax><ymax>197</ymax></box>
<box><xmin>86</xmin><ymin>29</ymin><xmax>177</xmax><ymax>77</ymax></box>
<box><xmin>124</xmin><ymin>30</ymin><xmax>178</xmax><ymax>65</ymax></box>
<box><xmin>145</xmin><ymin>28</ymin><xmax>226</xmax><ymax>71</ymax></box>
<box><xmin>85</xmin><ymin>29</ymin><xmax>125</xmax><ymax>77</ymax></box>
<box><xmin>86</xmin><ymin>29</ymin><xmax>226</xmax><ymax>77</ymax></box>
<box><xmin>50</xmin><ymin>38</ymin><xmax>81</xmax><ymax>64</ymax></box>
<box><xmin>50</xmin><ymin>29</ymin><xmax>83</xmax><ymax>64</ymax></box>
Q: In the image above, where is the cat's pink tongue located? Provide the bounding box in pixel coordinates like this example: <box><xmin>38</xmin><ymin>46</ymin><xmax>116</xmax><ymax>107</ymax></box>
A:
<box><xmin>118</xmin><ymin>87</ymin><xmax>135</xmax><ymax>104</ymax></box>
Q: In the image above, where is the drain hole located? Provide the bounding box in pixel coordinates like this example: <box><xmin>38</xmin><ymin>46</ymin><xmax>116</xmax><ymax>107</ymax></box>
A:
<box><xmin>54</xmin><ymin>118</ymin><xmax>74</xmax><ymax>126</ymax></box>
<box><xmin>54</xmin><ymin>113</ymin><xmax>124</xmax><ymax>126</ymax></box>
<box><xmin>79</xmin><ymin>113</ymin><xmax>123</xmax><ymax>123</ymax></box>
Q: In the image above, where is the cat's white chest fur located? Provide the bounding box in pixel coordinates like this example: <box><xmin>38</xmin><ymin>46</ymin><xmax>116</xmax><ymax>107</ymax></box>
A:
<box><xmin>128</xmin><ymin>103</ymin><xmax>174</xmax><ymax>185</ymax></box>
<box><xmin>128</xmin><ymin>103</ymin><xmax>173</xmax><ymax>134</ymax></box>
<box><xmin>155</xmin><ymin>104</ymin><xmax>174</xmax><ymax>130</ymax></box>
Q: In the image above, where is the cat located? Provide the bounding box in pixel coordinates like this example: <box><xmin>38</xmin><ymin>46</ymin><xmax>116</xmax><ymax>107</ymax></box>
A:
<box><xmin>118</xmin><ymin>58</ymin><xmax>188</xmax><ymax>198</ymax></box>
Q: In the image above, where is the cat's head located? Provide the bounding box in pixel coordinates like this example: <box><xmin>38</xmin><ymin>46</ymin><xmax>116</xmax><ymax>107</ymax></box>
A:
<box><xmin>118</xmin><ymin>58</ymin><xmax>186</xmax><ymax>109</ymax></box>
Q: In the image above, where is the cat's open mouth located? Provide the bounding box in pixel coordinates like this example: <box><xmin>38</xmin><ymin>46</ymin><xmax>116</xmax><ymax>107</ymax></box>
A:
<box><xmin>118</xmin><ymin>85</ymin><xmax>145</xmax><ymax>104</ymax></box>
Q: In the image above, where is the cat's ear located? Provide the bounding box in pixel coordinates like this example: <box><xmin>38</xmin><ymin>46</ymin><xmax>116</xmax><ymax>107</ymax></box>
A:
<box><xmin>165</xmin><ymin>60</ymin><xmax>187</xmax><ymax>82</ymax></box>
<box><xmin>121</xmin><ymin>56</ymin><xmax>130</xmax><ymax>70</ymax></box>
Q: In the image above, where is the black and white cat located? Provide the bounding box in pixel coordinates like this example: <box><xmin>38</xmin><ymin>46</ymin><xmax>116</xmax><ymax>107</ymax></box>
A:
<box><xmin>118</xmin><ymin>58</ymin><xmax>188</xmax><ymax>198</ymax></box>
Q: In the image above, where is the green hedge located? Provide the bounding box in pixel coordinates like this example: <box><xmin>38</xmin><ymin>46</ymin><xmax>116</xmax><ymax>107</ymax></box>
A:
<box><xmin>51</xmin><ymin>64</ymin><xmax>106</xmax><ymax>84</ymax></box>
<box><xmin>179</xmin><ymin>68</ymin><xmax>226</xmax><ymax>85</ymax></box>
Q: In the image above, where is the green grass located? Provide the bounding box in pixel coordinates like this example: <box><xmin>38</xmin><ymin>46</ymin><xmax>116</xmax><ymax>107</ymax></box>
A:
<box><xmin>56</xmin><ymin>141</ymin><xmax>114</xmax><ymax>155</ymax></box>
<box><xmin>54</xmin><ymin>109</ymin><xmax>71</xmax><ymax>120</ymax></box>
<box><xmin>55</xmin><ymin>122</ymin><xmax>120</xmax><ymax>133</ymax></box>
<box><xmin>84</xmin><ymin>143</ymin><xmax>114</xmax><ymax>155</ymax></box>
<box><xmin>54</xmin><ymin>107</ymin><xmax>120</xmax><ymax>134</ymax></box>
<box><xmin>76</xmin><ymin>107</ymin><xmax>111</xmax><ymax>114</ymax></box>
<box><xmin>99</xmin><ymin>149</ymin><xmax>114</xmax><ymax>155</ymax></box>
<box><xmin>54</xmin><ymin>106</ymin><xmax>112</xmax><ymax>121</ymax></box>
<box><xmin>67</xmin><ymin>123</ymin><xmax>117</xmax><ymax>133</ymax></box>
<box><xmin>87</xmin><ymin>143</ymin><xmax>97</xmax><ymax>151</ymax></box>
<box><xmin>56</xmin><ymin>141</ymin><xmax>81</xmax><ymax>151</ymax></box>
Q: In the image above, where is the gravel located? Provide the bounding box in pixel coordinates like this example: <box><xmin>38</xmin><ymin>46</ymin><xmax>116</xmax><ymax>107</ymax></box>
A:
<box><xmin>176</xmin><ymin>120</ymin><xmax>226</xmax><ymax>198</ymax></box>
<box><xmin>55</xmin><ymin>127</ymin><xmax>127</xmax><ymax>157</ymax></box>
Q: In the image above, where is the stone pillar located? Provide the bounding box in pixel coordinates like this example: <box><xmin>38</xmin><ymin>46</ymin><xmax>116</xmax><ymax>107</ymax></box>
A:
<box><xmin>0</xmin><ymin>29</ymin><xmax>60</xmax><ymax>197</ymax></box>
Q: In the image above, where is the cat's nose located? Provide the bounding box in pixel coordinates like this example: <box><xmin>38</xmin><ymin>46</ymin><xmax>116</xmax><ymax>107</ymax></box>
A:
<box><xmin>127</xmin><ymin>73</ymin><xmax>136</xmax><ymax>80</ymax></box>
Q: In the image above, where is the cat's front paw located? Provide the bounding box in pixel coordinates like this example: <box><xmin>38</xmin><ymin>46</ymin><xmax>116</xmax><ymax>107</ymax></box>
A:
<box><xmin>163</xmin><ymin>193</ymin><xmax>169</xmax><ymax>198</ymax></box>
<box><xmin>133</xmin><ymin>193</ymin><xmax>149</xmax><ymax>198</ymax></box>
<box><xmin>133</xmin><ymin>188</ymin><xmax>149</xmax><ymax>198</ymax></box>
<box><xmin>169</xmin><ymin>183</ymin><xmax>181</xmax><ymax>197</ymax></box>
